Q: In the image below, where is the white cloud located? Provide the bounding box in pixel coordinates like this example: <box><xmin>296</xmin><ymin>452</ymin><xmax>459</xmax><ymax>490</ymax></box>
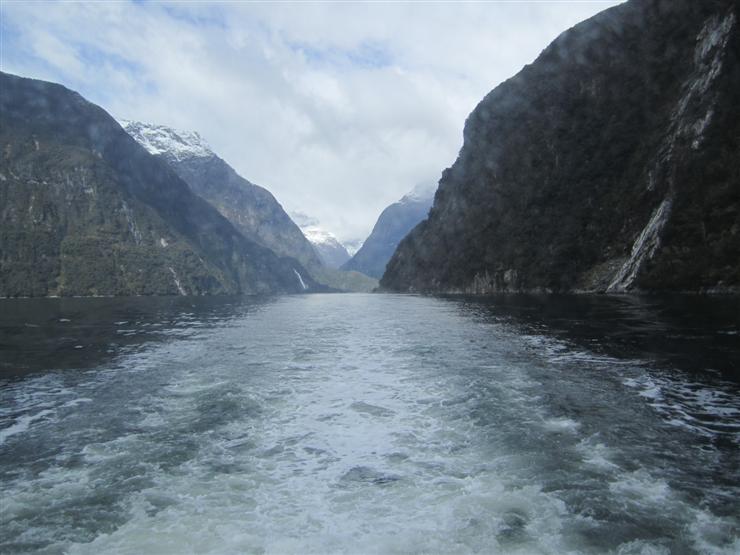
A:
<box><xmin>0</xmin><ymin>0</ymin><xmax>622</xmax><ymax>242</ymax></box>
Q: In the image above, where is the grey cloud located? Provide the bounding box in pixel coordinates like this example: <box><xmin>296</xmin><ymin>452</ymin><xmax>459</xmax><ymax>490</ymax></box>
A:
<box><xmin>0</xmin><ymin>0</ymin><xmax>622</xmax><ymax>241</ymax></box>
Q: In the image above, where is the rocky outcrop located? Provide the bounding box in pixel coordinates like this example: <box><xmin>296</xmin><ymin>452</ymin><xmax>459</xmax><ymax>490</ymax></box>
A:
<box><xmin>0</xmin><ymin>72</ymin><xmax>318</xmax><ymax>297</ymax></box>
<box><xmin>381</xmin><ymin>0</ymin><xmax>740</xmax><ymax>294</ymax></box>
<box><xmin>122</xmin><ymin>121</ymin><xmax>376</xmax><ymax>292</ymax></box>
<box><xmin>343</xmin><ymin>186</ymin><xmax>434</xmax><ymax>279</ymax></box>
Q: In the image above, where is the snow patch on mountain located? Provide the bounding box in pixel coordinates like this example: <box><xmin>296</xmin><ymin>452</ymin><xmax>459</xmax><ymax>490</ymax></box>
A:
<box><xmin>119</xmin><ymin>120</ymin><xmax>214</xmax><ymax>161</ymax></box>
<box><xmin>302</xmin><ymin>226</ymin><xmax>340</xmax><ymax>248</ymax></box>
<box><xmin>290</xmin><ymin>212</ymin><xmax>352</xmax><ymax>268</ymax></box>
<box><xmin>343</xmin><ymin>239</ymin><xmax>365</xmax><ymax>257</ymax></box>
<box><xmin>400</xmin><ymin>182</ymin><xmax>437</xmax><ymax>203</ymax></box>
<box><xmin>303</xmin><ymin>226</ymin><xmax>351</xmax><ymax>268</ymax></box>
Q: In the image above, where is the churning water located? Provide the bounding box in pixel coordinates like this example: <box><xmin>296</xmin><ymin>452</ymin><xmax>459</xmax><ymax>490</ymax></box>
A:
<box><xmin>0</xmin><ymin>293</ymin><xmax>738</xmax><ymax>554</ymax></box>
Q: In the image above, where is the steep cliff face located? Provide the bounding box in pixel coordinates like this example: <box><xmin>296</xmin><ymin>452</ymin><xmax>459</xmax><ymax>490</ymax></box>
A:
<box><xmin>382</xmin><ymin>0</ymin><xmax>740</xmax><ymax>294</ymax></box>
<box><xmin>342</xmin><ymin>186</ymin><xmax>434</xmax><ymax>279</ymax></box>
<box><xmin>122</xmin><ymin>121</ymin><xmax>376</xmax><ymax>292</ymax></box>
<box><xmin>0</xmin><ymin>72</ymin><xmax>317</xmax><ymax>297</ymax></box>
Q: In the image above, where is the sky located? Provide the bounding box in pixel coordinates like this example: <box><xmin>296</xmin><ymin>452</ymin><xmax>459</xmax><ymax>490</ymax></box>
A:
<box><xmin>0</xmin><ymin>0</ymin><xmax>622</xmax><ymax>243</ymax></box>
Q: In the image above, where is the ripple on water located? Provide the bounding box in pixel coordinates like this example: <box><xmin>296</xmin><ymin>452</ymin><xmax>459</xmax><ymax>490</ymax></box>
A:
<box><xmin>0</xmin><ymin>294</ymin><xmax>738</xmax><ymax>554</ymax></box>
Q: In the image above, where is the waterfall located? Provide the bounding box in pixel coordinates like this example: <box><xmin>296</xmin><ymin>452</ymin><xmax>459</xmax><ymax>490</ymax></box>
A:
<box><xmin>293</xmin><ymin>269</ymin><xmax>308</xmax><ymax>290</ymax></box>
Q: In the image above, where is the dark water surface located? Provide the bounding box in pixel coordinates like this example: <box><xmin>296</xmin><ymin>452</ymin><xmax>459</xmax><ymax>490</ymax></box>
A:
<box><xmin>0</xmin><ymin>293</ymin><xmax>738</xmax><ymax>554</ymax></box>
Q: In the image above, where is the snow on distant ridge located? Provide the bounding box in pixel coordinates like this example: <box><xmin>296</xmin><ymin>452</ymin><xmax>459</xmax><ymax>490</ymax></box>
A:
<box><xmin>401</xmin><ymin>182</ymin><xmax>436</xmax><ymax>203</ymax></box>
<box><xmin>290</xmin><ymin>212</ymin><xmax>342</xmax><ymax>247</ymax></box>
<box><xmin>302</xmin><ymin>225</ymin><xmax>352</xmax><ymax>268</ymax></box>
<box><xmin>343</xmin><ymin>239</ymin><xmax>364</xmax><ymax>257</ymax></box>
<box><xmin>290</xmin><ymin>211</ymin><xmax>354</xmax><ymax>267</ymax></box>
<box><xmin>119</xmin><ymin>119</ymin><xmax>214</xmax><ymax>162</ymax></box>
<box><xmin>302</xmin><ymin>226</ymin><xmax>340</xmax><ymax>248</ymax></box>
<box><xmin>290</xmin><ymin>211</ymin><xmax>320</xmax><ymax>229</ymax></box>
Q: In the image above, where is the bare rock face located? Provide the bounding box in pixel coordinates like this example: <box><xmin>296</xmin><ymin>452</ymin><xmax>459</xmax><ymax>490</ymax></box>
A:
<box><xmin>381</xmin><ymin>0</ymin><xmax>740</xmax><ymax>294</ymax></box>
<box><xmin>0</xmin><ymin>72</ymin><xmax>318</xmax><ymax>297</ymax></box>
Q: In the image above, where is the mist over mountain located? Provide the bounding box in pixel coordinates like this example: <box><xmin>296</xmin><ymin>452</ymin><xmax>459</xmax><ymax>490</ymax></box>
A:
<box><xmin>342</xmin><ymin>184</ymin><xmax>435</xmax><ymax>279</ymax></box>
<box><xmin>343</xmin><ymin>239</ymin><xmax>365</xmax><ymax>257</ymax></box>
<box><xmin>122</xmin><ymin>122</ymin><xmax>376</xmax><ymax>292</ymax></box>
<box><xmin>300</xmin><ymin>226</ymin><xmax>351</xmax><ymax>269</ymax></box>
<box><xmin>0</xmin><ymin>72</ymin><xmax>317</xmax><ymax>297</ymax></box>
<box><xmin>382</xmin><ymin>0</ymin><xmax>740</xmax><ymax>294</ymax></box>
<box><xmin>290</xmin><ymin>211</ymin><xmax>352</xmax><ymax>269</ymax></box>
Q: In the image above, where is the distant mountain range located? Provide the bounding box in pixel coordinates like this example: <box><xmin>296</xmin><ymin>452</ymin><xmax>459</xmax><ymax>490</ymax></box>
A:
<box><xmin>0</xmin><ymin>71</ymin><xmax>318</xmax><ymax>297</ymax></box>
<box><xmin>4</xmin><ymin>0</ymin><xmax>737</xmax><ymax>298</ymax></box>
<box><xmin>301</xmin><ymin>227</ymin><xmax>351</xmax><ymax>268</ymax></box>
<box><xmin>121</xmin><ymin>121</ymin><xmax>376</xmax><ymax>292</ymax></box>
<box><xmin>382</xmin><ymin>0</ymin><xmax>740</xmax><ymax>294</ymax></box>
<box><xmin>289</xmin><ymin>212</ymin><xmax>351</xmax><ymax>269</ymax></box>
<box><xmin>342</xmin><ymin>184</ymin><xmax>435</xmax><ymax>279</ymax></box>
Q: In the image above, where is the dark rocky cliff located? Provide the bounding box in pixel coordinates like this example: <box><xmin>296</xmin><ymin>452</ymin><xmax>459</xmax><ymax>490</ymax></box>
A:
<box><xmin>381</xmin><ymin>0</ymin><xmax>740</xmax><ymax>294</ymax></box>
<box><xmin>122</xmin><ymin>121</ymin><xmax>376</xmax><ymax>293</ymax></box>
<box><xmin>0</xmin><ymin>72</ymin><xmax>317</xmax><ymax>297</ymax></box>
<box><xmin>342</xmin><ymin>190</ymin><xmax>433</xmax><ymax>279</ymax></box>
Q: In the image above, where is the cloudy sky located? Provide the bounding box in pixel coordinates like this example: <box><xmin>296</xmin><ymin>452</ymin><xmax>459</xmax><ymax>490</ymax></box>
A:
<box><xmin>1</xmin><ymin>0</ymin><xmax>620</xmax><ymax>243</ymax></box>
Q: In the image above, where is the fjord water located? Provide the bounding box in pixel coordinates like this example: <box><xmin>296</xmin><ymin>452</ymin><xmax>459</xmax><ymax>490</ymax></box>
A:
<box><xmin>0</xmin><ymin>294</ymin><xmax>738</xmax><ymax>554</ymax></box>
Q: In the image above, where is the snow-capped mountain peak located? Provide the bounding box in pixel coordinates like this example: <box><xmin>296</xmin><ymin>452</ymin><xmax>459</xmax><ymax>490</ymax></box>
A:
<box><xmin>400</xmin><ymin>182</ymin><xmax>436</xmax><ymax>203</ymax></box>
<box><xmin>342</xmin><ymin>239</ymin><xmax>364</xmax><ymax>257</ymax></box>
<box><xmin>119</xmin><ymin>119</ymin><xmax>214</xmax><ymax>161</ymax></box>
<box><xmin>302</xmin><ymin>226</ymin><xmax>351</xmax><ymax>268</ymax></box>
<box><xmin>302</xmin><ymin>226</ymin><xmax>339</xmax><ymax>248</ymax></box>
<box><xmin>290</xmin><ymin>212</ymin><xmax>352</xmax><ymax>269</ymax></box>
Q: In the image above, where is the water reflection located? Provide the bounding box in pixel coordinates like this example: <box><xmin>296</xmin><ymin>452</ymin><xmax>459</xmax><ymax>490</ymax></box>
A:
<box><xmin>0</xmin><ymin>295</ymin><xmax>275</xmax><ymax>380</ymax></box>
<box><xmin>448</xmin><ymin>294</ymin><xmax>740</xmax><ymax>382</ymax></box>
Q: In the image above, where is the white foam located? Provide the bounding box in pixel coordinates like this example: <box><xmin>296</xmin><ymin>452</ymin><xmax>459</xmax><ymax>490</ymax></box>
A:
<box><xmin>623</xmin><ymin>374</ymin><xmax>740</xmax><ymax>442</ymax></box>
<box><xmin>2</xmin><ymin>294</ymin><xmax>738</xmax><ymax>554</ymax></box>
<box><xmin>615</xmin><ymin>540</ymin><xmax>671</xmax><ymax>555</ymax></box>
<box><xmin>60</xmin><ymin>398</ymin><xmax>92</xmax><ymax>409</ymax></box>
<box><xmin>0</xmin><ymin>409</ymin><xmax>54</xmax><ymax>445</ymax></box>
<box><xmin>688</xmin><ymin>508</ymin><xmax>740</xmax><ymax>555</ymax></box>
<box><xmin>542</xmin><ymin>417</ymin><xmax>581</xmax><ymax>434</ymax></box>
<box><xmin>609</xmin><ymin>470</ymin><xmax>671</xmax><ymax>504</ymax></box>
<box><xmin>41</xmin><ymin>296</ymin><xmax>580</xmax><ymax>554</ymax></box>
<box><xmin>576</xmin><ymin>436</ymin><xmax>620</xmax><ymax>471</ymax></box>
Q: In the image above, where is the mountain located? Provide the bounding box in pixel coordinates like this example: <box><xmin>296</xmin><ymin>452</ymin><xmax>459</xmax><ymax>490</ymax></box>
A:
<box><xmin>122</xmin><ymin>122</ymin><xmax>377</xmax><ymax>292</ymax></box>
<box><xmin>343</xmin><ymin>239</ymin><xmax>364</xmax><ymax>257</ymax></box>
<box><xmin>342</xmin><ymin>184</ymin><xmax>435</xmax><ymax>279</ymax></box>
<box><xmin>289</xmin><ymin>212</ymin><xmax>351</xmax><ymax>268</ymax></box>
<box><xmin>0</xmin><ymin>72</ymin><xmax>317</xmax><ymax>297</ymax></box>
<box><xmin>120</xmin><ymin>120</ymin><xmax>325</xmax><ymax>272</ymax></box>
<box><xmin>300</xmin><ymin>226</ymin><xmax>351</xmax><ymax>268</ymax></box>
<box><xmin>381</xmin><ymin>0</ymin><xmax>740</xmax><ymax>294</ymax></box>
